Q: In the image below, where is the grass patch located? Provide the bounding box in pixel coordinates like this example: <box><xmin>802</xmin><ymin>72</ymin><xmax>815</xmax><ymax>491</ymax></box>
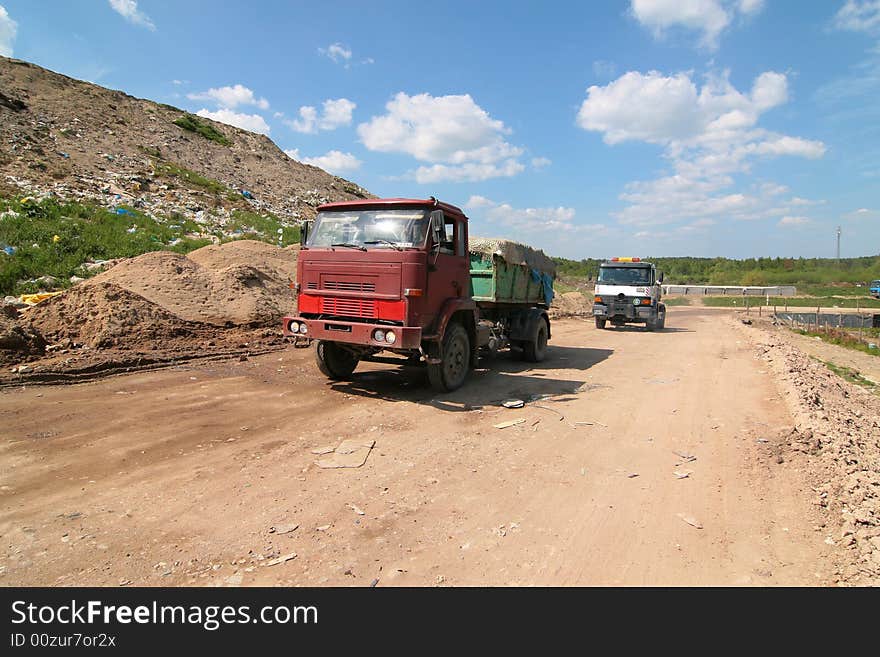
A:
<box><xmin>662</xmin><ymin>296</ymin><xmax>691</xmax><ymax>306</ymax></box>
<box><xmin>173</xmin><ymin>114</ymin><xmax>231</xmax><ymax>146</ymax></box>
<box><xmin>225</xmin><ymin>210</ymin><xmax>300</xmax><ymax>247</ymax></box>
<box><xmin>793</xmin><ymin>327</ymin><xmax>880</xmax><ymax>358</ymax></box>
<box><xmin>154</xmin><ymin>161</ymin><xmax>230</xmax><ymax>195</ymax></box>
<box><xmin>823</xmin><ymin>361</ymin><xmax>878</xmax><ymax>393</ymax></box>
<box><xmin>703</xmin><ymin>295</ymin><xmax>880</xmax><ymax>308</ymax></box>
<box><xmin>0</xmin><ymin>196</ymin><xmax>211</xmax><ymax>295</ymax></box>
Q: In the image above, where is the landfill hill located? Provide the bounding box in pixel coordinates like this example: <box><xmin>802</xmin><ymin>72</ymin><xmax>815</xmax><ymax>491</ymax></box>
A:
<box><xmin>0</xmin><ymin>56</ymin><xmax>371</xmax><ymax>226</ymax></box>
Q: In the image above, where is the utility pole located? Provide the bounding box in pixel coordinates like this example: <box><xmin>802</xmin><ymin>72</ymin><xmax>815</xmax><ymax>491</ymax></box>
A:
<box><xmin>836</xmin><ymin>225</ymin><xmax>841</xmax><ymax>263</ymax></box>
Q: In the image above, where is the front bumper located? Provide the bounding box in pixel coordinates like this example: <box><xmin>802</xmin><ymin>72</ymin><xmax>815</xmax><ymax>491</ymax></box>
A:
<box><xmin>282</xmin><ymin>316</ymin><xmax>423</xmax><ymax>350</ymax></box>
<box><xmin>593</xmin><ymin>303</ymin><xmax>655</xmax><ymax>321</ymax></box>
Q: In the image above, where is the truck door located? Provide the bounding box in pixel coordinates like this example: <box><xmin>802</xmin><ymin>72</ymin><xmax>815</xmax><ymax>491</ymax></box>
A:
<box><xmin>427</xmin><ymin>210</ymin><xmax>469</xmax><ymax>304</ymax></box>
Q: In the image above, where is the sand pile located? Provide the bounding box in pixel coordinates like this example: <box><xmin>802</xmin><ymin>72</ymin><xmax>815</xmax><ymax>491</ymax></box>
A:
<box><xmin>0</xmin><ymin>306</ymin><xmax>46</xmax><ymax>365</ymax></box>
<box><xmin>26</xmin><ymin>282</ymin><xmax>199</xmax><ymax>349</ymax></box>
<box><xmin>85</xmin><ymin>240</ymin><xmax>298</xmax><ymax>326</ymax></box>
<box><xmin>549</xmin><ymin>291</ymin><xmax>592</xmax><ymax>318</ymax></box>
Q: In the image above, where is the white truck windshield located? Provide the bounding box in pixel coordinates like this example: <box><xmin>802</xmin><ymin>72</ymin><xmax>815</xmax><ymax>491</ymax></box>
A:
<box><xmin>307</xmin><ymin>209</ymin><xmax>430</xmax><ymax>249</ymax></box>
<box><xmin>598</xmin><ymin>267</ymin><xmax>652</xmax><ymax>285</ymax></box>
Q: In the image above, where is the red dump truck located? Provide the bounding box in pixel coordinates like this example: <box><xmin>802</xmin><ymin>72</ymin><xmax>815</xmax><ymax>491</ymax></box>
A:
<box><xmin>282</xmin><ymin>197</ymin><xmax>556</xmax><ymax>392</ymax></box>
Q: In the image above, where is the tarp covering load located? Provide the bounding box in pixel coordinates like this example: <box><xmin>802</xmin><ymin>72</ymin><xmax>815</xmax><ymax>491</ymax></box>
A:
<box><xmin>469</xmin><ymin>237</ymin><xmax>557</xmax><ymax>278</ymax></box>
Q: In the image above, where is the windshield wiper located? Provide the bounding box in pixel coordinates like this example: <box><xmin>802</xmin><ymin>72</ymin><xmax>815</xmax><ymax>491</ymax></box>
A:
<box><xmin>363</xmin><ymin>239</ymin><xmax>403</xmax><ymax>251</ymax></box>
<box><xmin>331</xmin><ymin>242</ymin><xmax>367</xmax><ymax>251</ymax></box>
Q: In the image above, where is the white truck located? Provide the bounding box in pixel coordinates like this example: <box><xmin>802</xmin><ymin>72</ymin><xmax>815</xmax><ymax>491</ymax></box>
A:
<box><xmin>592</xmin><ymin>257</ymin><xmax>666</xmax><ymax>331</ymax></box>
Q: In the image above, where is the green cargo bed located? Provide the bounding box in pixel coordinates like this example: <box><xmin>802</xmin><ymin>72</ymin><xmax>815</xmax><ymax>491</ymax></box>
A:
<box><xmin>469</xmin><ymin>251</ymin><xmax>554</xmax><ymax>306</ymax></box>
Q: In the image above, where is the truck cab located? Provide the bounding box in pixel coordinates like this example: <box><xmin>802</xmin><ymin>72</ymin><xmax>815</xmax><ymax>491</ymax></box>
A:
<box><xmin>592</xmin><ymin>257</ymin><xmax>666</xmax><ymax>330</ymax></box>
<box><xmin>282</xmin><ymin>197</ymin><xmax>552</xmax><ymax>392</ymax></box>
<box><xmin>870</xmin><ymin>280</ymin><xmax>880</xmax><ymax>299</ymax></box>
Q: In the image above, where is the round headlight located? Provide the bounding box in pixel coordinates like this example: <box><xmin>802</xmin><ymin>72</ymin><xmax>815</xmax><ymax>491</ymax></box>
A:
<box><xmin>385</xmin><ymin>330</ymin><xmax>396</xmax><ymax>344</ymax></box>
<box><xmin>288</xmin><ymin>320</ymin><xmax>299</xmax><ymax>333</ymax></box>
<box><xmin>298</xmin><ymin>323</ymin><xmax>308</xmax><ymax>334</ymax></box>
<box><xmin>373</xmin><ymin>329</ymin><xmax>385</xmax><ymax>342</ymax></box>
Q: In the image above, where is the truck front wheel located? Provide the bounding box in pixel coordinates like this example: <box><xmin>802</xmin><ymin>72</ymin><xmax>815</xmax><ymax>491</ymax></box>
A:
<box><xmin>595</xmin><ymin>317</ymin><xmax>606</xmax><ymax>330</ymax></box>
<box><xmin>427</xmin><ymin>322</ymin><xmax>470</xmax><ymax>392</ymax></box>
<box><xmin>315</xmin><ymin>340</ymin><xmax>359</xmax><ymax>380</ymax></box>
<box><xmin>523</xmin><ymin>318</ymin><xmax>549</xmax><ymax>362</ymax></box>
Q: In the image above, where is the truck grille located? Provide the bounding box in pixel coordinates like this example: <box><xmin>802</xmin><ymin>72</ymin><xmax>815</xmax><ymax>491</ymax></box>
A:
<box><xmin>322</xmin><ymin>280</ymin><xmax>376</xmax><ymax>292</ymax></box>
<box><xmin>320</xmin><ymin>296</ymin><xmax>377</xmax><ymax>318</ymax></box>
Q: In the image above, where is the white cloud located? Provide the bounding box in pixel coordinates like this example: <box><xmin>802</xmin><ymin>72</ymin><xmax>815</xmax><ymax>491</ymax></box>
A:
<box><xmin>629</xmin><ymin>0</ymin><xmax>764</xmax><ymax>50</ymax></box>
<box><xmin>319</xmin><ymin>43</ymin><xmax>352</xmax><ymax>64</ymax></box>
<box><xmin>0</xmin><ymin>4</ymin><xmax>17</xmax><ymax>56</ymax></box>
<box><xmin>843</xmin><ymin>207</ymin><xmax>880</xmax><ymax>220</ymax></box>
<box><xmin>531</xmin><ymin>156</ymin><xmax>552</xmax><ymax>169</ymax></box>
<box><xmin>284</xmin><ymin>148</ymin><xmax>300</xmax><ymax>160</ymax></box>
<box><xmin>465</xmin><ymin>196</ymin><xmax>592</xmax><ymax>234</ymax></box>
<box><xmin>300</xmin><ymin>150</ymin><xmax>362</xmax><ymax>174</ymax></box>
<box><xmin>778</xmin><ymin>216</ymin><xmax>810</xmax><ymax>227</ymax></box>
<box><xmin>195</xmin><ymin>108</ymin><xmax>270</xmax><ymax>135</ymax></box>
<box><xmin>413</xmin><ymin>160</ymin><xmax>525</xmax><ymax>184</ymax></box>
<box><xmin>188</xmin><ymin>84</ymin><xmax>269</xmax><ymax>110</ymax></box>
<box><xmin>288</xmin><ymin>98</ymin><xmax>356</xmax><ymax>133</ymax></box>
<box><xmin>357</xmin><ymin>92</ymin><xmax>526</xmax><ymax>183</ymax></box>
<box><xmin>833</xmin><ymin>1</ymin><xmax>880</xmax><ymax>34</ymax></box>
<box><xmin>578</xmin><ymin>69</ymin><xmax>825</xmax><ymax>228</ymax></box>
<box><xmin>108</xmin><ymin>0</ymin><xmax>155</xmax><ymax>31</ymax></box>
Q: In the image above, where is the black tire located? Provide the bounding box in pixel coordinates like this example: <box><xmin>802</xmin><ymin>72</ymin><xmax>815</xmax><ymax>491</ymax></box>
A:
<box><xmin>523</xmin><ymin>318</ymin><xmax>549</xmax><ymax>362</ymax></box>
<box><xmin>427</xmin><ymin>322</ymin><xmax>470</xmax><ymax>392</ymax></box>
<box><xmin>315</xmin><ymin>340</ymin><xmax>358</xmax><ymax>379</ymax></box>
<box><xmin>595</xmin><ymin>317</ymin><xmax>606</xmax><ymax>329</ymax></box>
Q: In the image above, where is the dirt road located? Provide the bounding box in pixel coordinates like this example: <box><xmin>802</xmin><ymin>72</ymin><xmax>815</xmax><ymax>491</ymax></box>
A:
<box><xmin>0</xmin><ymin>307</ymin><xmax>835</xmax><ymax>586</ymax></box>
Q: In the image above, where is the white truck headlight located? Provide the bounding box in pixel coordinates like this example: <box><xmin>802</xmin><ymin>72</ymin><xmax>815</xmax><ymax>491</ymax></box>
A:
<box><xmin>298</xmin><ymin>323</ymin><xmax>308</xmax><ymax>334</ymax></box>
<box><xmin>373</xmin><ymin>329</ymin><xmax>385</xmax><ymax>342</ymax></box>
<box><xmin>288</xmin><ymin>320</ymin><xmax>299</xmax><ymax>333</ymax></box>
<box><xmin>385</xmin><ymin>330</ymin><xmax>396</xmax><ymax>344</ymax></box>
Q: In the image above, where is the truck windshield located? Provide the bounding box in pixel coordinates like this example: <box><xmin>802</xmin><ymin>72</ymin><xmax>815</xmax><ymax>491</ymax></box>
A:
<box><xmin>872</xmin><ymin>280</ymin><xmax>880</xmax><ymax>287</ymax></box>
<box><xmin>598</xmin><ymin>266</ymin><xmax>652</xmax><ymax>285</ymax></box>
<box><xmin>307</xmin><ymin>209</ymin><xmax>430</xmax><ymax>249</ymax></box>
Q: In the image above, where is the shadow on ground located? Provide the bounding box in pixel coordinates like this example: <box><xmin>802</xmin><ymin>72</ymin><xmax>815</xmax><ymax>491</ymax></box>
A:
<box><xmin>328</xmin><ymin>345</ymin><xmax>614</xmax><ymax>412</ymax></box>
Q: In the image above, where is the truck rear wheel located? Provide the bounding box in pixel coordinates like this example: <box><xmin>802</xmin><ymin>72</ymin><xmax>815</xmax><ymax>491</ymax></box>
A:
<box><xmin>523</xmin><ymin>318</ymin><xmax>548</xmax><ymax>362</ymax></box>
<box><xmin>595</xmin><ymin>318</ymin><xmax>606</xmax><ymax>329</ymax></box>
<box><xmin>427</xmin><ymin>322</ymin><xmax>470</xmax><ymax>392</ymax></box>
<box><xmin>315</xmin><ymin>340</ymin><xmax>358</xmax><ymax>380</ymax></box>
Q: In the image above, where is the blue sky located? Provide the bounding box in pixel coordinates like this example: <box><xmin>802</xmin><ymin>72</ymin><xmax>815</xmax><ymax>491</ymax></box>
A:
<box><xmin>1</xmin><ymin>0</ymin><xmax>879</xmax><ymax>259</ymax></box>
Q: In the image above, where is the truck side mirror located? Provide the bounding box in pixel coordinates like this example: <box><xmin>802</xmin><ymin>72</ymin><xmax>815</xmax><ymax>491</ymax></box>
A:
<box><xmin>430</xmin><ymin>210</ymin><xmax>444</xmax><ymax>249</ymax></box>
<box><xmin>300</xmin><ymin>220</ymin><xmax>313</xmax><ymax>246</ymax></box>
<box><xmin>658</xmin><ymin>272</ymin><xmax>664</xmax><ymax>283</ymax></box>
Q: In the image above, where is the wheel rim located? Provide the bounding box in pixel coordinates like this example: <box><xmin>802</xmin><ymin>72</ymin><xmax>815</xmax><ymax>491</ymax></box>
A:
<box><xmin>445</xmin><ymin>334</ymin><xmax>467</xmax><ymax>384</ymax></box>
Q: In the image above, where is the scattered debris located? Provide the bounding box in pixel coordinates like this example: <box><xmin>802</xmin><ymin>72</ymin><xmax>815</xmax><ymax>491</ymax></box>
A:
<box><xmin>268</xmin><ymin>523</ymin><xmax>298</xmax><ymax>535</ymax></box>
<box><xmin>493</xmin><ymin>418</ymin><xmax>526</xmax><ymax>429</ymax></box>
<box><xmin>502</xmin><ymin>399</ymin><xmax>524</xmax><ymax>409</ymax></box>
<box><xmin>677</xmin><ymin>513</ymin><xmax>703</xmax><ymax>529</ymax></box>
<box><xmin>314</xmin><ymin>439</ymin><xmax>375</xmax><ymax>469</ymax></box>
<box><xmin>264</xmin><ymin>552</ymin><xmax>297</xmax><ymax>567</ymax></box>
<box><xmin>673</xmin><ymin>471</ymin><xmax>691</xmax><ymax>479</ymax></box>
<box><xmin>627</xmin><ymin>473</ymin><xmax>640</xmax><ymax>479</ymax></box>
<box><xmin>349</xmin><ymin>504</ymin><xmax>365</xmax><ymax>516</ymax></box>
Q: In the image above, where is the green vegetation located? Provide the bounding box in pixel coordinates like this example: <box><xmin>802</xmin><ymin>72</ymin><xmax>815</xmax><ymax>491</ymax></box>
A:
<box><xmin>0</xmin><ymin>196</ymin><xmax>211</xmax><ymax>295</ymax></box>
<box><xmin>554</xmin><ymin>255</ymin><xmax>880</xmax><ymax>287</ymax></box>
<box><xmin>662</xmin><ymin>296</ymin><xmax>691</xmax><ymax>306</ymax></box>
<box><xmin>795</xmin><ymin>327</ymin><xmax>880</xmax><ymax>358</ymax></box>
<box><xmin>226</xmin><ymin>210</ymin><xmax>300</xmax><ymax>247</ymax></box>
<box><xmin>172</xmin><ymin>114</ymin><xmax>231</xmax><ymax>146</ymax></box>
<box><xmin>154</xmin><ymin>161</ymin><xmax>230</xmax><ymax>195</ymax></box>
<box><xmin>703</xmin><ymin>296</ymin><xmax>880</xmax><ymax>308</ymax></box>
<box><xmin>822</xmin><ymin>361</ymin><xmax>878</xmax><ymax>393</ymax></box>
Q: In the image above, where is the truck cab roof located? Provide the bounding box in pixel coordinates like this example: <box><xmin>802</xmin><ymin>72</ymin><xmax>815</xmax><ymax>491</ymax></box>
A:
<box><xmin>317</xmin><ymin>197</ymin><xmax>467</xmax><ymax>220</ymax></box>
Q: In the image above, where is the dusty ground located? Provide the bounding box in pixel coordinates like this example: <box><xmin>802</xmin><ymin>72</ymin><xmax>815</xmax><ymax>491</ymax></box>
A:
<box><xmin>0</xmin><ymin>307</ymin><xmax>864</xmax><ymax>586</ymax></box>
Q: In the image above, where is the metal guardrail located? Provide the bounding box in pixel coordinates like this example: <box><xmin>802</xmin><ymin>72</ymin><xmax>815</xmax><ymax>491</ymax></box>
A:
<box><xmin>662</xmin><ymin>285</ymin><xmax>797</xmax><ymax>296</ymax></box>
